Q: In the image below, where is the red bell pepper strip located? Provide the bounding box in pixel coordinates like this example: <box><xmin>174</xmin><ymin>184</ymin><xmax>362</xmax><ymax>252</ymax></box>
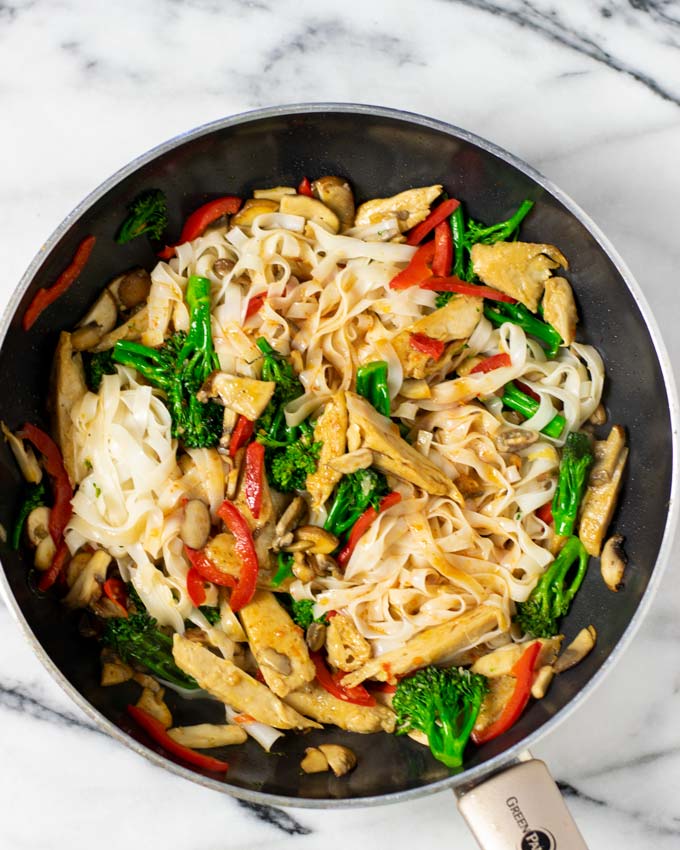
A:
<box><xmin>536</xmin><ymin>503</ymin><xmax>554</xmax><ymax>525</ymax></box>
<box><xmin>244</xmin><ymin>440</ymin><xmax>265</xmax><ymax>520</ymax></box>
<box><xmin>472</xmin><ymin>641</ymin><xmax>541</xmax><ymax>745</ymax></box>
<box><xmin>432</xmin><ymin>220</ymin><xmax>453</xmax><ymax>277</ymax></box>
<box><xmin>310</xmin><ymin>652</ymin><xmax>376</xmax><ymax>707</ymax></box>
<box><xmin>103</xmin><ymin>577</ymin><xmax>129</xmax><ymax>616</ymax></box>
<box><xmin>126</xmin><ymin>704</ymin><xmax>229</xmax><ymax>772</ymax></box>
<box><xmin>409</xmin><ymin>333</ymin><xmax>445</xmax><ymax>361</ymax></box>
<box><xmin>337</xmin><ymin>492</ymin><xmax>401</xmax><ymax>567</ymax></box>
<box><xmin>469</xmin><ymin>353</ymin><xmax>512</xmax><ymax>375</ymax></box>
<box><xmin>245</xmin><ymin>294</ymin><xmax>265</xmax><ymax>321</ymax></box>
<box><xmin>420</xmin><ymin>276</ymin><xmax>517</xmax><ymax>303</ymax></box>
<box><xmin>216</xmin><ymin>500</ymin><xmax>259</xmax><ymax>611</ymax></box>
<box><xmin>37</xmin><ymin>539</ymin><xmax>70</xmax><ymax>593</ymax></box>
<box><xmin>23</xmin><ymin>235</ymin><xmax>96</xmax><ymax>331</ymax></box>
<box><xmin>389</xmin><ymin>242</ymin><xmax>435</xmax><ymax>290</ymax></box>
<box><xmin>186</xmin><ymin>567</ymin><xmax>207</xmax><ymax>607</ymax></box>
<box><xmin>297</xmin><ymin>177</ymin><xmax>314</xmax><ymax>197</ymax></box>
<box><xmin>406</xmin><ymin>198</ymin><xmax>460</xmax><ymax>246</ymax></box>
<box><xmin>18</xmin><ymin>423</ymin><xmax>74</xmax><ymax>590</ymax></box>
<box><xmin>158</xmin><ymin>196</ymin><xmax>242</xmax><ymax>259</ymax></box>
<box><xmin>228</xmin><ymin>415</ymin><xmax>254</xmax><ymax>458</ymax></box>
<box><xmin>184</xmin><ymin>545</ymin><xmax>236</xmax><ymax>588</ymax></box>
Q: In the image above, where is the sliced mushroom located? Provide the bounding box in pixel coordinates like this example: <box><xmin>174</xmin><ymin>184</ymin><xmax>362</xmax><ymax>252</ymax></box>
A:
<box><xmin>305</xmin><ymin>622</ymin><xmax>326</xmax><ymax>652</ymax></box>
<box><xmin>100</xmin><ymin>649</ymin><xmax>134</xmax><ymax>686</ymax></box>
<box><xmin>589</xmin><ymin>404</ymin><xmax>607</xmax><ymax>426</ymax></box>
<box><xmin>291</xmin><ymin>552</ymin><xmax>315</xmax><ymax>583</ymax></box>
<box><xmin>253</xmin><ymin>186</ymin><xmax>296</xmax><ymax>202</ymax></box>
<box><xmin>63</xmin><ymin>549</ymin><xmax>112</xmax><ymax>609</ymax></box>
<box><xmin>1</xmin><ymin>421</ymin><xmax>42</xmax><ymax>484</ymax></box>
<box><xmin>118</xmin><ymin>269</ymin><xmax>152</xmax><ymax>310</ymax></box>
<box><xmin>34</xmin><ymin>535</ymin><xmax>57</xmax><ymax>571</ymax></box>
<box><xmin>312</xmin><ymin>176</ymin><xmax>355</xmax><ymax>231</ymax></box>
<box><xmin>212</xmin><ymin>258</ymin><xmax>235</xmax><ymax>279</ymax></box>
<box><xmin>198</xmin><ymin>372</ymin><xmax>276</xmax><ymax>421</ymax></box>
<box><xmin>180</xmin><ymin>499</ymin><xmax>212</xmax><ymax>551</ymax></box>
<box><xmin>225</xmin><ymin>447</ymin><xmax>245</xmax><ymax>501</ymax></box>
<box><xmin>75</xmin><ymin>288</ymin><xmax>118</xmax><ymax>345</ymax></box>
<box><xmin>231</xmin><ymin>198</ymin><xmax>279</xmax><ymax>227</ymax></box>
<box><xmin>93</xmin><ymin>305</ymin><xmax>148</xmax><ymax>352</ymax></box>
<box><xmin>274</xmin><ymin>496</ymin><xmax>308</xmax><ymax>541</ymax></box>
<box><xmin>279</xmin><ymin>194</ymin><xmax>340</xmax><ymax>233</ymax></box>
<box><xmin>136</xmin><ymin>685</ymin><xmax>172</xmax><ymax>729</ymax></box>
<box><xmin>600</xmin><ymin>534</ymin><xmax>627</xmax><ymax>592</ymax></box>
<box><xmin>167</xmin><ymin>723</ymin><xmax>247</xmax><ymax>748</ymax></box>
<box><xmin>317</xmin><ymin>744</ymin><xmax>357</xmax><ymax>777</ymax></box>
<box><xmin>553</xmin><ymin>626</ymin><xmax>597</xmax><ymax>674</ymax></box>
<box><xmin>260</xmin><ymin>647</ymin><xmax>293</xmax><ymax>677</ymax></box>
<box><xmin>494</xmin><ymin>428</ymin><xmax>539</xmax><ymax>453</ymax></box>
<box><xmin>26</xmin><ymin>506</ymin><xmax>51</xmax><ymax>546</ymax></box>
<box><xmin>289</xmin><ymin>526</ymin><xmax>338</xmax><ymax>555</ymax></box>
<box><xmin>530</xmin><ymin>665</ymin><xmax>555</xmax><ymax>699</ymax></box>
<box><xmin>354</xmin><ymin>185</ymin><xmax>443</xmax><ymax>232</ymax></box>
<box><xmin>300</xmin><ymin>746</ymin><xmax>330</xmax><ymax>774</ymax></box>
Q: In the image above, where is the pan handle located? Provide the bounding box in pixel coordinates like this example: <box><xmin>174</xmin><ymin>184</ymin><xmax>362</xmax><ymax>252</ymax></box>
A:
<box><xmin>456</xmin><ymin>757</ymin><xmax>588</xmax><ymax>849</ymax></box>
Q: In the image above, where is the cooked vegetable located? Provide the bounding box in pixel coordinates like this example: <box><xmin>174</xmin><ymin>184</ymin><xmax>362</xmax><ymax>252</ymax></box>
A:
<box><xmin>317</xmin><ymin>744</ymin><xmax>357</xmax><ymax>777</ymax></box>
<box><xmin>484</xmin><ymin>301</ymin><xmax>562</xmax><ymax>358</ymax></box>
<box><xmin>355</xmin><ymin>361</ymin><xmax>391</xmax><ymax>417</ymax></box>
<box><xmin>324</xmin><ymin>468</ymin><xmax>389</xmax><ymax>537</ymax></box>
<box><xmin>271</xmin><ymin>551</ymin><xmax>294</xmax><ymax>587</ymax></box>
<box><xmin>23</xmin><ymin>235</ymin><xmax>96</xmax><ymax>331</ymax></box>
<box><xmin>337</xmin><ymin>491</ymin><xmax>401</xmax><ymax>567</ymax></box>
<box><xmin>600</xmin><ymin>534</ymin><xmax>627</xmax><ymax>592</ymax></box>
<box><xmin>216</xmin><ymin>500</ymin><xmax>259</xmax><ymax>611</ymax></box>
<box><xmin>127</xmin><ymin>704</ymin><xmax>229</xmax><ymax>772</ymax></box>
<box><xmin>551</xmin><ymin>432</ymin><xmax>593</xmax><ymax>536</ymax></box>
<box><xmin>310</xmin><ymin>651</ymin><xmax>376</xmax><ymax>707</ymax></box>
<box><xmin>515</xmin><ymin>536</ymin><xmax>589</xmax><ymax>638</ymax></box>
<box><xmin>289</xmin><ymin>598</ymin><xmax>328</xmax><ymax>631</ymax></box>
<box><xmin>431</xmin><ymin>219</ymin><xmax>453</xmax><ymax>277</ymax></box>
<box><xmin>83</xmin><ymin>349</ymin><xmax>117</xmax><ymax>392</ymax></box>
<box><xmin>301</xmin><ymin>746</ymin><xmax>329</xmax><ymax>773</ymax></box>
<box><xmin>115</xmin><ymin>189</ymin><xmax>168</xmax><ymax>244</ymax></box>
<box><xmin>553</xmin><ymin>625</ymin><xmax>597</xmax><ymax>673</ymax></box>
<box><xmin>407</xmin><ymin>197</ymin><xmax>460</xmax><ymax>246</ymax></box>
<box><xmin>199</xmin><ymin>605</ymin><xmax>221</xmax><ymax>625</ymax></box>
<box><xmin>11</xmin><ymin>482</ymin><xmax>47</xmax><ymax>550</ymax></box>
<box><xmin>393</xmin><ymin>666</ymin><xmax>488</xmax><ymax>769</ymax></box>
<box><xmin>158</xmin><ymin>196</ymin><xmax>242</xmax><ymax>259</ymax></box>
<box><xmin>501</xmin><ymin>382</ymin><xmax>566</xmax><ymax>439</ymax></box>
<box><xmin>103</xmin><ymin>612</ymin><xmax>199</xmax><ymax>690</ymax></box>
<box><xmin>113</xmin><ymin>275</ymin><xmax>223</xmax><ymax>448</ymax></box>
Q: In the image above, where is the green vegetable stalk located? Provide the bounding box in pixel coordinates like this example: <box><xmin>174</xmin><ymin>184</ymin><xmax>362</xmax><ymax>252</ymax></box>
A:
<box><xmin>551</xmin><ymin>432</ymin><xmax>593</xmax><ymax>536</ymax></box>
<box><xmin>393</xmin><ymin>666</ymin><xmax>488</xmax><ymax>770</ymax></box>
<box><xmin>113</xmin><ymin>275</ymin><xmax>223</xmax><ymax>448</ymax></box>
<box><xmin>484</xmin><ymin>302</ymin><xmax>562</xmax><ymax>359</ymax></box>
<box><xmin>356</xmin><ymin>361</ymin><xmax>390</xmax><ymax>417</ymax></box>
<box><xmin>324</xmin><ymin>468</ymin><xmax>389</xmax><ymax>537</ymax></box>
<box><xmin>11</xmin><ymin>481</ymin><xmax>47</xmax><ymax>550</ymax></box>
<box><xmin>83</xmin><ymin>349</ymin><xmax>117</xmax><ymax>392</ymax></box>
<box><xmin>287</xmin><ymin>598</ymin><xmax>328</xmax><ymax>630</ymax></box>
<box><xmin>501</xmin><ymin>382</ymin><xmax>566</xmax><ymax>439</ymax></box>
<box><xmin>115</xmin><ymin>189</ymin><xmax>168</xmax><ymax>245</ymax></box>
<box><xmin>515</xmin><ymin>536</ymin><xmax>589</xmax><ymax>638</ymax></box>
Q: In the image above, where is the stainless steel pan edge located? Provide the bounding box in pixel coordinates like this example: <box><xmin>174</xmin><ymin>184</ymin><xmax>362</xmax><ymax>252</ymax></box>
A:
<box><xmin>0</xmin><ymin>103</ymin><xmax>677</xmax><ymax>810</ymax></box>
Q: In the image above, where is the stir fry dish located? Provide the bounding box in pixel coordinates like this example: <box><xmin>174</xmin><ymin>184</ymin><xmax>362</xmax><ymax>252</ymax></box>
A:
<box><xmin>6</xmin><ymin>176</ymin><xmax>629</xmax><ymax>776</ymax></box>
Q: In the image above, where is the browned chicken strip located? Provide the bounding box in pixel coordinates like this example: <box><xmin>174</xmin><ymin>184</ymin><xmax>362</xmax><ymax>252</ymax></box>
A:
<box><xmin>49</xmin><ymin>331</ymin><xmax>88</xmax><ymax>485</ymax></box>
<box><xmin>284</xmin><ymin>680</ymin><xmax>396</xmax><ymax>733</ymax></box>
<box><xmin>305</xmin><ymin>392</ymin><xmax>347</xmax><ymax>509</ymax></box>
<box><xmin>542</xmin><ymin>277</ymin><xmax>578</xmax><ymax>346</ymax></box>
<box><xmin>578</xmin><ymin>425</ymin><xmax>628</xmax><ymax>556</ymax></box>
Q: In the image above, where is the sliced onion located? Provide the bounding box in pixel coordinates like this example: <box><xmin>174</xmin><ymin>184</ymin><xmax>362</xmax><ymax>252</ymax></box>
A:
<box><xmin>225</xmin><ymin>705</ymin><xmax>283</xmax><ymax>752</ymax></box>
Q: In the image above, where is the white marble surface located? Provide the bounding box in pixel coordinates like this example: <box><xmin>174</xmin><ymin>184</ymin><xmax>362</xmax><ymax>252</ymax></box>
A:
<box><xmin>1</xmin><ymin>1</ymin><xmax>680</xmax><ymax>847</ymax></box>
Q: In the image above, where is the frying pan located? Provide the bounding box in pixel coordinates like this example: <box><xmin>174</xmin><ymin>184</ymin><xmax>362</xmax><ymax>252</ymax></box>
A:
<box><xmin>0</xmin><ymin>105</ymin><xmax>677</xmax><ymax>849</ymax></box>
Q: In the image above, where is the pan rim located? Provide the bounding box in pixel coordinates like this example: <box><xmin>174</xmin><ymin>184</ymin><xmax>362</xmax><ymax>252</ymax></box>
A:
<box><xmin>0</xmin><ymin>102</ymin><xmax>677</xmax><ymax>808</ymax></box>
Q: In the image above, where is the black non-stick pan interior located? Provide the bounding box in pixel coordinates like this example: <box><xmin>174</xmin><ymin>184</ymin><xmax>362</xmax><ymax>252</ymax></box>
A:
<box><xmin>0</xmin><ymin>108</ymin><xmax>673</xmax><ymax>802</ymax></box>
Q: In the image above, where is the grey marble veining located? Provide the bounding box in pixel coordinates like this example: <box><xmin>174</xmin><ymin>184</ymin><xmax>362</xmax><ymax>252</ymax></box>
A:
<box><xmin>1</xmin><ymin>1</ymin><xmax>680</xmax><ymax>847</ymax></box>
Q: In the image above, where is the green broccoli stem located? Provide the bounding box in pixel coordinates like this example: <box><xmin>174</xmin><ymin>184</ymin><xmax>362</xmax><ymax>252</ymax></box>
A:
<box><xmin>115</xmin><ymin>189</ymin><xmax>168</xmax><ymax>245</ymax></box>
<box><xmin>111</xmin><ymin>340</ymin><xmax>174</xmax><ymax>389</ymax></box>
<box><xmin>552</xmin><ymin>432</ymin><xmax>593</xmax><ymax>536</ymax></box>
<box><xmin>324</xmin><ymin>468</ymin><xmax>389</xmax><ymax>537</ymax></box>
<box><xmin>515</xmin><ymin>536</ymin><xmax>589</xmax><ymax>638</ymax></box>
<box><xmin>501</xmin><ymin>382</ymin><xmax>566</xmax><ymax>439</ymax></box>
<box><xmin>356</xmin><ymin>361</ymin><xmax>391</xmax><ymax>417</ymax></box>
<box><xmin>469</xmin><ymin>199</ymin><xmax>535</xmax><ymax>244</ymax></box>
<box><xmin>484</xmin><ymin>302</ymin><xmax>562</xmax><ymax>359</ymax></box>
<box><xmin>182</xmin><ymin>276</ymin><xmax>219</xmax><ymax>371</ymax></box>
<box><xmin>11</xmin><ymin>481</ymin><xmax>47</xmax><ymax>549</ymax></box>
<box><xmin>450</xmin><ymin>205</ymin><xmax>467</xmax><ymax>280</ymax></box>
<box><xmin>271</xmin><ymin>552</ymin><xmax>294</xmax><ymax>587</ymax></box>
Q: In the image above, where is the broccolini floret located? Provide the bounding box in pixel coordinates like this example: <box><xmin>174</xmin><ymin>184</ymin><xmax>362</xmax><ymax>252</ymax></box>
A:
<box><xmin>83</xmin><ymin>349</ymin><xmax>117</xmax><ymax>392</ymax></box>
<box><xmin>102</xmin><ymin>612</ymin><xmax>198</xmax><ymax>689</ymax></box>
<box><xmin>551</xmin><ymin>432</ymin><xmax>593</xmax><ymax>536</ymax></box>
<box><xmin>115</xmin><ymin>189</ymin><xmax>168</xmax><ymax>245</ymax></box>
<box><xmin>112</xmin><ymin>275</ymin><xmax>223</xmax><ymax>448</ymax></box>
<box><xmin>393</xmin><ymin>666</ymin><xmax>488</xmax><ymax>770</ymax></box>
<box><xmin>288</xmin><ymin>598</ymin><xmax>328</xmax><ymax>630</ymax></box>
<box><xmin>324</xmin><ymin>468</ymin><xmax>389</xmax><ymax>537</ymax></box>
<box><xmin>515</xmin><ymin>536</ymin><xmax>589</xmax><ymax>638</ymax></box>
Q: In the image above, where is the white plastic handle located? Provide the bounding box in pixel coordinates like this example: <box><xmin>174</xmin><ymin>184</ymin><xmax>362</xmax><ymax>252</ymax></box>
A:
<box><xmin>457</xmin><ymin>759</ymin><xmax>588</xmax><ymax>850</ymax></box>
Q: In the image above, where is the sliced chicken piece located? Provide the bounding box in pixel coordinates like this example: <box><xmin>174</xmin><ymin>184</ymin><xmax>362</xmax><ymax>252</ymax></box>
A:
<box><xmin>345</xmin><ymin>392</ymin><xmax>462</xmax><ymax>502</ymax></box>
<box><xmin>342</xmin><ymin>605</ymin><xmax>499</xmax><ymax>688</ymax></box>
<box><xmin>471</xmin><ymin>637</ymin><xmax>563</xmax><ymax>678</ymax></box>
<box><xmin>172</xmin><ymin>635</ymin><xmax>319</xmax><ymax>730</ymax></box>
<box><xmin>284</xmin><ymin>680</ymin><xmax>395</xmax><ymax>733</ymax></box>
<box><xmin>325</xmin><ymin>614</ymin><xmax>372</xmax><ymax>673</ymax></box>
<box><xmin>542</xmin><ymin>277</ymin><xmax>578</xmax><ymax>346</ymax></box>
<box><xmin>578</xmin><ymin>425</ymin><xmax>628</xmax><ymax>556</ymax></box>
<box><xmin>49</xmin><ymin>332</ymin><xmax>87</xmax><ymax>485</ymax></box>
<box><xmin>198</xmin><ymin>372</ymin><xmax>275</xmax><ymax>421</ymax></box>
<box><xmin>305</xmin><ymin>392</ymin><xmax>347</xmax><ymax>509</ymax></box>
<box><xmin>239</xmin><ymin>591</ymin><xmax>315</xmax><ymax>697</ymax></box>
<box><xmin>471</xmin><ymin>242</ymin><xmax>568</xmax><ymax>312</ymax></box>
<box><xmin>93</xmin><ymin>306</ymin><xmax>149</xmax><ymax>351</ymax></box>
<box><xmin>473</xmin><ymin>674</ymin><xmax>517</xmax><ymax>738</ymax></box>
<box><xmin>354</xmin><ymin>185</ymin><xmax>443</xmax><ymax>232</ymax></box>
<box><xmin>391</xmin><ymin>296</ymin><xmax>483</xmax><ymax>379</ymax></box>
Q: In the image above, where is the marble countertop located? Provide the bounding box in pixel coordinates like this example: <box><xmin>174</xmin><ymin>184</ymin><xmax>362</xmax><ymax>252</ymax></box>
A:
<box><xmin>1</xmin><ymin>1</ymin><xmax>680</xmax><ymax>847</ymax></box>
